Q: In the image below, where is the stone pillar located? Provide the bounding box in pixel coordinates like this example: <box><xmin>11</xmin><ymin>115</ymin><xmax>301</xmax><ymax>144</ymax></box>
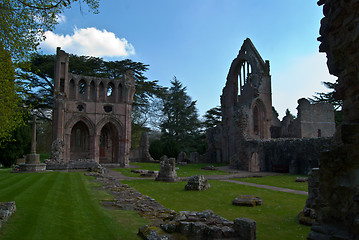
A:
<box><xmin>26</xmin><ymin>115</ymin><xmax>40</xmax><ymax>164</ymax></box>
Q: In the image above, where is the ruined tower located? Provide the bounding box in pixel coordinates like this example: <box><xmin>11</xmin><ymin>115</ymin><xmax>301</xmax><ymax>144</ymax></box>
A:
<box><xmin>52</xmin><ymin>48</ymin><xmax>135</xmax><ymax>167</ymax></box>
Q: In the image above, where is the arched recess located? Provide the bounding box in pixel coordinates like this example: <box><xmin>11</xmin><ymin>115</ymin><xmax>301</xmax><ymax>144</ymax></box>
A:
<box><xmin>99</xmin><ymin>123</ymin><xmax>119</xmax><ymax>163</ymax></box>
<box><xmin>90</xmin><ymin>80</ymin><xmax>96</xmax><ymax>101</ymax></box>
<box><xmin>78</xmin><ymin>79</ymin><xmax>87</xmax><ymax>101</ymax></box>
<box><xmin>107</xmin><ymin>82</ymin><xmax>115</xmax><ymax>102</ymax></box>
<box><xmin>99</xmin><ymin>81</ymin><xmax>105</xmax><ymax>102</ymax></box>
<box><xmin>96</xmin><ymin>117</ymin><xmax>123</xmax><ymax>164</ymax></box>
<box><xmin>70</xmin><ymin>121</ymin><xmax>90</xmax><ymax>160</ymax></box>
<box><xmin>69</xmin><ymin>79</ymin><xmax>75</xmax><ymax>99</ymax></box>
<box><xmin>118</xmin><ymin>83</ymin><xmax>123</xmax><ymax>103</ymax></box>
<box><xmin>252</xmin><ymin>99</ymin><xmax>266</xmax><ymax>139</ymax></box>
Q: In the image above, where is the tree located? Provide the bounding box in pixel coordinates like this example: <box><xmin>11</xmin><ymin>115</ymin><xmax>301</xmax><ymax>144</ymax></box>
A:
<box><xmin>309</xmin><ymin>81</ymin><xmax>343</xmax><ymax>125</ymax></box>
<box><xmin>160</xmin><ymin>77</ymin><xmax>201</xmax><ymax>153</ymax></box>
<box><xmin>0</xmin><ymin>0</ymin><xmax>99</xmax><ymax>145</ymax></box>
<box><xmin>0</xmin><ymin>0</ymin><xmax>99</xmax><ymax>63</ymax></box>
<box><xmin>202</xmin><ymin>106</ymin><xmax>222</xmax><ymax>129</ymax></box>
<box><xmin>0</xmin><ymin>44</ymin><xmax>25</xmax><ymax>146</ymax></box>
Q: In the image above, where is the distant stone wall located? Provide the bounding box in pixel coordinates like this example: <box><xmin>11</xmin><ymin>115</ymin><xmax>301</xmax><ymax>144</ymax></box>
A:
<box><xmin>45</xmin><ymin>159</ymin><xmax>99</xmax><ymax>170</ymax></box>
<box><xmin>231</xmin><ymin>138</ymin><xmax>333</xmax><ymax>174</ymax></box>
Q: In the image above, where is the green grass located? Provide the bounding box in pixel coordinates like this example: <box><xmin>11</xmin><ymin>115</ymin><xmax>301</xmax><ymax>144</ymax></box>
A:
<box><xmin>122</xmin><ymin>179</ymin><xmax>310</xmax><ymax>240</ymax></box>
<box><xmin>0</xmin><ymin>170</ymin><xmax>147</xmax><ymax>240</ymax></box>
<box><xmin>114</xmin><ymin>162</ymin><xmax>230</xmax><ymax>178</ymax></box>
<box><xmin>233</xmin><ymin>174</ymin><xmax>309</xmax><ymax>192</ymax></box>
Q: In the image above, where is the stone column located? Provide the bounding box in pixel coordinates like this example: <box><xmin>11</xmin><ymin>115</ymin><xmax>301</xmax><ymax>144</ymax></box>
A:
<box><xmin>26</xmin><ymin>115</ymin><xmax>40</xmax><ymax>164</ymax></box>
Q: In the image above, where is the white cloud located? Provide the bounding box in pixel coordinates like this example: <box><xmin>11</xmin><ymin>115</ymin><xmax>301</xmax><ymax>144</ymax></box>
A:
<box><xmin>272</xmin><ymin>53</ymin><xmax>337</xmax><ymax>119</ymax></box>
<box><xmin>40</xmin><ymin>27</ymin><xmax>135</xmax><ymax>57</ymax></box>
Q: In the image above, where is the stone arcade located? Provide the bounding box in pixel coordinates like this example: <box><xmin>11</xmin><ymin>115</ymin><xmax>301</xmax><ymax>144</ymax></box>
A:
<box><xmin>205</xmin><ymin>38</ymin><xmax>336</xmax><ymax>174</ymax></box>
<box><xmin>48</xmin><ymin>48</ymin><xmax>135</xmax><ymax>168</ymax></box>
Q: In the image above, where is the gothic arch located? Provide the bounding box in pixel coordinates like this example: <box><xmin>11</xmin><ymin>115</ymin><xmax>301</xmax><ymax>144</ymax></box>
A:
<box><xmin>96</xmin><ymin>117</ymin><xmax>123</xmax><ymax>137</ymax></box>
<box><xmin>65</xmin><ymin>115</ymin><xmax>95</xmax><ymax>136</ymax></box>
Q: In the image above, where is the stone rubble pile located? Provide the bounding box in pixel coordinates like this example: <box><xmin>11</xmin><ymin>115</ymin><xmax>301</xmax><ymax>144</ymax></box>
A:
<box><xmin>185</xmin><ymin>175</ymin><xmax>210</xmax><ymax>191</ymax></box>
<box><xmin>0</xmin><ymin>201</ymin><xmax>16</xmax><ymax>229</ymax></box>
<box><xmin>139</xmin><ymin>210</ymin><xmax>256</xmax><ymax>240</ymax></box>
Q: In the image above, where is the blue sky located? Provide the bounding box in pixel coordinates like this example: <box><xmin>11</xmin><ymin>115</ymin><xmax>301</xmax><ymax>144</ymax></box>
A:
<box><xmin>40</xmin><ymin>0</ymin><xmax>335</xmax><ymax>119</ymax></box>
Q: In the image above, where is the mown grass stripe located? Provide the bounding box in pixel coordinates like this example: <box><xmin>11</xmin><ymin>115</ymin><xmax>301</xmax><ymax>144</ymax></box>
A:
<box><xmin>0</xmin><ymin>172</ymin><xmax>58</xmax><ymax>240</ymax></box>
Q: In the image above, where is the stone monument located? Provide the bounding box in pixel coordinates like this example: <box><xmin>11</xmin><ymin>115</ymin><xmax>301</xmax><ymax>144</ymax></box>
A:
<box><xmin>155</xmin><ymin>156</ymin><xmax>179</xmax><ymax>182</ymax></box>
<box><xmin>18</xmin><ymin>115</ymin><xmax>46</xmax><ymax>172</ymax></box>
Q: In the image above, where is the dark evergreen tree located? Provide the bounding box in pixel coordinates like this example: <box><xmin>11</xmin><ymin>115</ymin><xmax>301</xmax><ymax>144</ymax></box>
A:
<box><xmin>160</xmin><ymin>77</ymin><xmax>201</xmax><ymax>153</ymax></box>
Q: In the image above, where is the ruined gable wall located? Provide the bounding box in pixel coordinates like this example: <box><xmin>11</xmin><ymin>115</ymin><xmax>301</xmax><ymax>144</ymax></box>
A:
<box><xmin>296</xmin><ymin>98</ymin><xmax>335</xmax><ymax>138</ymax></box>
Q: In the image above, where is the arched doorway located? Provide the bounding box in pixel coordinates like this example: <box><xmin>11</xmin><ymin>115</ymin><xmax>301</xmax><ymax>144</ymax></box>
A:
<box><xmin>70</xmin><ymin>121</ymin><xmax>90</xmax><ymax>160</ymax></box>
<box><xmin>99</xmin><ymin>123</ymin><xmax>119</xmax><ymax>163</ymax></box>
<box><xmin>252</xmin><ymin>100</ymin><xmax>266</xmax><ymax>139</ymax></box>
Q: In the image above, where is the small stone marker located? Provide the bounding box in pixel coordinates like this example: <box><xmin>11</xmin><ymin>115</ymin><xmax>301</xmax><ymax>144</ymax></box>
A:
<box><xmin>232</xmin><ymin>195</ymin><xmax>263</xmax><ymax>207</ymax></box>
<box><xmin>155</xmin><ymin>156</ymin><xmax>179</xmax><ymax>182</ymax></box>
<box><xmin>185</xmin><ymin>175</ymin><xmax>210</xmax><ymax>191</ymax></box>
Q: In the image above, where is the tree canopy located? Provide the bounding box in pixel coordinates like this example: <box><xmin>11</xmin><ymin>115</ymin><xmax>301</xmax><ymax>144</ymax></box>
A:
<box><xmin>0</xmin><ymin>0</ymin><xmax>99</xmax><ymax>62</ymax></box>
<box><xmin>202</xmin><ymin>106</ymin><xmax>222</xmax><ymax>129</ymax></box>
<box><xmin>0</xmin><ymin>44</ymin><xmax>25</xmax><ymax>146</ymax></box>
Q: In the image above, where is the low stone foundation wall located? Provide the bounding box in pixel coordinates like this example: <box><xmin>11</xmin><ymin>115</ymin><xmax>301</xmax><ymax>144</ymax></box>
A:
<box><xmin>45</xmin><ymin>159</ymin><xmax>99</xmax><ymax>170</ymax></box>
<box><xmin>0</xmin><ymin>201</ymin><xmax>16</xmax><ymax>229</ymax></box>
<box><xmin>231</xmin><ymin>137</ymin><xmax>333</xmax><ymax>174</ymax></box>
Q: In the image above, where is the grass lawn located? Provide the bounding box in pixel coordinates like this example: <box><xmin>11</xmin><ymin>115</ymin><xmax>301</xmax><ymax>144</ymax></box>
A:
<box><xmin>233</xmin><ymin>174</ymin><xmax>309</xmax><ymax>192</ymax></box>
<box><xmin>0</xmin><ymin>169</ymin><xmax>147</xmax><ymax>240</ymax></box>
<box><xmin>122</xmin><ymin>179</ymin><xmax>311</xmax><ymax>240</ymax></box>
<box><xmin>114</xmin><ymin>162</ymin><xmax>230</xmax><ymax>178</ymax></box>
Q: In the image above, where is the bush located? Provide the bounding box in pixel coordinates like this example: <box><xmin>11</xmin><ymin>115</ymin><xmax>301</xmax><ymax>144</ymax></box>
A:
<box><xmin>163</xmin><ymin>139</ymin><xmax>180</xmax><ymax>158</ymax></box>
<box><xmin>149</xmin><ymin>140</ymin><xmax>164</xmax><ymax>160</ymax></box>
<box><xmin>0</xmin><ymin>124</ymin><xmax>31</xmax><ymax>167</ymax></box>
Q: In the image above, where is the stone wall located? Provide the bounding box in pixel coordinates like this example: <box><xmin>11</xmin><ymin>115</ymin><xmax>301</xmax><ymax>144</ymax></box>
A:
<box><xmin>307</xmin><ymin>1</ymin><xmax>359</xmax><ymax>239</ymax></box>
<box><xmin>230</xmin><ymin>137</ymin><xmax>333</xmax><ymax>174</ymax></box>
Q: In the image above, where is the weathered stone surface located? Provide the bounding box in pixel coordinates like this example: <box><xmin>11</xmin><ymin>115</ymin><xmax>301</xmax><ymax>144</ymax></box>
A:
<box><xmin>155</xmin><ymin>156</ymin><xmax>179</xmax><ymax>182</ymax></box>
<box><xmin>0</xmin><ymin>201</ymin><xmax>16</xmax><ymax>229</ymax></box>
<box><xmin>150</xmin><ymin>210</ymin><xmax>256</xmax><ymax>240</ymax></box>
<box><xmin>307</xmin><ymin>1</ymin><xmax>359</xmax><ymax>239</ymax></box>
<box><xmin>130</xmin><ymin>132</ymin><xmax>155</xmax><ymax>162</ymax></box>
<box><xmin>185</xmin><ymin>175</ymin><xmax>210</xmax><ymax>191</ymax></box>
<box><xmin>233</xmin><ymin>218</ymin><xmax>256</xmax><ymax>240</ymax></box>
<box><xmin>52</xmin><ymin>48</ymin><xmax>134</xmax><ymax>167</ymax></box>
<box><xmin>177</xmin><ymin>152</ymin><xmax>188</xmax><ymax>163</ymax></box>
<box><xmin>232</xmin><ymin>195</ymin><xmax>263</xmax><ymax>207</ymax></box>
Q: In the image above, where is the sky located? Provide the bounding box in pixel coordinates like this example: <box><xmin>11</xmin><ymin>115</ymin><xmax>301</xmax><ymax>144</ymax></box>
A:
<box><xmin>39</xmin><ymin>0</ymin><xmax>336</xmax><ymax>119</ymax></box>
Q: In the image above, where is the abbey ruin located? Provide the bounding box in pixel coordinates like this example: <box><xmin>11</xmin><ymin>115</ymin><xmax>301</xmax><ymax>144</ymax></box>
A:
<box><xmin>48</xmin><ymin>48</ymin><xmax>135</xmax><ymax>168</ymax></box>
<box><xmin>206</xmin><ymin>38</ymin><xmax>336</xmax><ymax>174</ymax></box>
